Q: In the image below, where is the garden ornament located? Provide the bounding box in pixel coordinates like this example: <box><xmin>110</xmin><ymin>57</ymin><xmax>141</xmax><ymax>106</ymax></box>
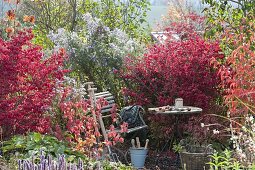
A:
<box><xmin>144</xmin><ymin>139</ymin><xmax>149</xmax><ymax>149</ymax></box>
<box><xmin>136</xmin><ymin>137</ymin><xmax>141</xmax><ymax>148</ymax></box>
<box><xmin>131</xmin><ymin>139</ymin><xmax>136</xmax><ymax>148</ymax></box>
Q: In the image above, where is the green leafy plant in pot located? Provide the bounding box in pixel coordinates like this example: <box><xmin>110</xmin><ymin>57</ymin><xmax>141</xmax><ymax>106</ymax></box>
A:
<box><xmin>176</xmin><ymin>139</ymin><xmax>213</xmax><ymax>170</ymax></box>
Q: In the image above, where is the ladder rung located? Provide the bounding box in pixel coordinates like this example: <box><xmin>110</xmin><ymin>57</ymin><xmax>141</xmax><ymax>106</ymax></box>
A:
<box><xmin>106</xmin><ymin>100</ymin><xmax>115</xmax><ymax>104</ymax></box>
<box><xmin>101</xmin><ymin>107</ymin><xmax>113</xmax><ymax>113</ymax></box>
<box><xmin>97</xmin><ymin>96</ymin><xmax>114</xmax><ymax>101</ymax></box>
<box><xmin>94</xmin><ymin>91</ymin><xmax>111</xmax><ymax>96</ymax></box>
<box><xmin>100</xmin><ymin>101</ymin><xmax>115</xmax><ymax>109</ymax></box>
<box><xmin>102</xmin><ymin>114</ymin><xmax>112</xmax><ymax>118</ymax></box>
<box><xmin>127</xmin><ymin>125</ymin><xmax>148</xmax><ymax>133</ymax></box>
<box><xmin>106</xmin><ymin>125</ymin><xmax>148</xmax><ymax>134</ymax></box>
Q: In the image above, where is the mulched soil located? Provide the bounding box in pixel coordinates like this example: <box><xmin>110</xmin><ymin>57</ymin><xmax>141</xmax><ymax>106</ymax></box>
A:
<box><xmin>112</xmin><ymin>140</ymin><xmax>181</xmax><ymax>170</ymax></box>
<box><xmin>145</xmin><ymin>154</ymin><xmax>180</xmax><ymax>170</ymax></box>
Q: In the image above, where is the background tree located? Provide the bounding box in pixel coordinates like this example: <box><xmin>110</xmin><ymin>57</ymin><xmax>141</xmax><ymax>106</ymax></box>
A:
<box><xmin>161</xmin><ymin>0</ymin><xmax>204</xmax><ymax>27</ymax></box>
<box><xmin>202</xmin><ymin>0</ymin><xmax>255</xmax><ymax>41</ymax></box>
<box><xmin>20</xmin><ymin>0</ymin><xmax>74</xmax><ymax>32</ymax></box>
<box><xmin>19</xmin><ymin>0</ymin><xmax>151</xmax><ymax>40</ymax></box>
<box><xmin>79</xmin><ymin>0</ymin><xmax>150</xmax><ymax>39</ymax></box>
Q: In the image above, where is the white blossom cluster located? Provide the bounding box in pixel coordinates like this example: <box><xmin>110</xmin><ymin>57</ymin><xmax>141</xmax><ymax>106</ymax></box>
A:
<box><xmin>230</xmin><ymin>114</ymin><xmax>255</xmax><ymax>166</ymax></box>
<box><xmin>48</xmin><ymin>28</ymin><xmax>69</xmax><ymax>50</ymax></box>
<box><xmin>64</xmin><ymin>76</ymin><xmax>87</xmax><ymax>97</ymax></box>
<box><xmin>201</xmin><ymin>113</ymin><xmax>255</xmax><ymax>166</ymax></box>
<box><xmin>48</xmin><ymin>28</ymin><xmax>82</xmax><ymax>55</ymax></box>
<box><xmin>55</xmin><ymin>76</ymin><xmax>87</xmax><ymax>100</ymax></box>
<box><xmin>80</xmin><ymin>13</ymin><xmax>142</xmax><ymax>61</ymax></box>
<box><xmin>82</xmin><ymin>13</ymin><xmax>101</xmax><ymax>35</ymax></box>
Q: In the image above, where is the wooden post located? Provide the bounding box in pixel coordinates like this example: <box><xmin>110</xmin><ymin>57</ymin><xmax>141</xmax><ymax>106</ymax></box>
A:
<box><xmin>87</xmin><ymin>87</ymin><xmax>100</xmax><ymax>137</ymax></box>
<box><xmin>86</xmin><ymin>84</ymin><xmax>108</xmax><ymax>142</ymax></box>
<box><xmin>85</xmin><ymin>82</ymin><xmax>113</xmax><ymax>160</ymax></box>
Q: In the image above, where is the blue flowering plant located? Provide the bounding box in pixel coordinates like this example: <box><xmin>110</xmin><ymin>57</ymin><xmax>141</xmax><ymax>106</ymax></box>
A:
<box><xmin>48</xmin><ymin>13</ymin><xmax>145</xmax><ymax>105</ymax></box>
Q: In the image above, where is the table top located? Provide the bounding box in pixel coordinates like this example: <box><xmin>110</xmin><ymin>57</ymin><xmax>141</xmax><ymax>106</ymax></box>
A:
<box><xmin>148</xmin><ymin>106</ymin><xmax>202</xmax><ymax>115</ymax></box>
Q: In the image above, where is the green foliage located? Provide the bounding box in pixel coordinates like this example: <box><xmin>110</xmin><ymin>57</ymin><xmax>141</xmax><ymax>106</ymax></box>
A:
<box><xmin>2</xmin><ymin>132</ymin><xmax>86</xmax><ymax>162</ymax></box>
<box><xmin>20</xmin><ymin>0</ymin><xmax>74</xmax><ymax>32</ymax></box>
<box><xmin>0</xmin><ymin>157</ymin><xmax>15</xmax><ymax>170</ymax></box>
<box><xmin>32</xmin><ymin>26</ymin><xmax>54</xmax><ymax>49</ymax></box>
<box><xmin>172</xmin><ymin>142</ymin><xmax>183</xmax><ymax>153</ymax></box>
<box><xmin>100</xmin><ymin>161</ymin><xmax>133</xmax><ymax>170</ymax></box>
<box><xmin>208</xmin><ymin>150</ymin><xmax>241</xmax><ymax>170</ymax></box>
<box><xmin>20</xmin><ymin>0</ymin><xmax>151</xmax><ymax>41</ymax></box>
<box><xmin>1</xmin><ymin>132</ymin><xmax>133</xmax><ymax>169</ymax></box>
<box><xmin>202</xmin><ymin>0</ymin><xmax>255</xmax><ymax>39</ymax></box>
<box><xmin>202</xmin><ymin>0</ymin><xmax>255</xmax><ymax>61</ymax></box>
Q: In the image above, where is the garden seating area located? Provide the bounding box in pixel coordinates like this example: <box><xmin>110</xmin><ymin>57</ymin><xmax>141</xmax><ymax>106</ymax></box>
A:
<box><xmin>1</xmin><ymin>0</ymin><xmax>255</xmax><ymax>169</ymax></box>
<box><xmin>87</xmin><ymin>82</ymin><xmax>148</xmax><ymax>134</ymax></box>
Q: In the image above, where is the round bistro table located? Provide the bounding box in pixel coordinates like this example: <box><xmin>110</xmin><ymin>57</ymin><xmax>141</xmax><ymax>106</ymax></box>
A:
<box><xmin>148</xmin><ymin>105</ymin><xmax>203</xmax><ymax>151</ymax></box>
<box><xmin>148</xmin><ymin>106</ymin><xmax>202</xmax><ymax>115</ymax></box>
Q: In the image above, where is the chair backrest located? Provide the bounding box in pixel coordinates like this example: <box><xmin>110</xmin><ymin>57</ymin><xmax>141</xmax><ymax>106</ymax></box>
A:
<box><xmin>118</xmin><ymin>105</ymin><xmax>147</xmax><ymax>133</ymax></box>
<box><xmin>94</xmin><ymin>91</ymin><xmax>148</xmax><ymax>134</ymax></box>
<box><xmin>85</xmin><ymin>82</ymin><xmax>147</xmax><ymax>134</ymax></box>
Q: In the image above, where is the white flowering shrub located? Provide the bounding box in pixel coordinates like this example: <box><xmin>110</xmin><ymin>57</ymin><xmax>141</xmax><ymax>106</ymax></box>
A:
<box><xmin>203</xmin><ymin>111</ymin><xmax>255</xmax><ymax>168</ymax></box>
<box><xmin>230</xmin><ymin>113</ymin><xmax>255</xmax><ymax>166</ymax></box>
<box><xmin>48</xmin><ymin>13</ymin><xmax>144</xmax><ymax>105</ymax></box>
<box><xmin>55</xmin><ymin>76</ymin><xmax>87</xmax><ymax>100</ymax></box>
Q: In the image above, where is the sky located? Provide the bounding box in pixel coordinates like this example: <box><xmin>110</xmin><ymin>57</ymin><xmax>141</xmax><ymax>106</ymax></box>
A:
<box><xmin>148</xmin><ymin>0</ymin><xmax>204</xmax><ymax>28</ymax></box>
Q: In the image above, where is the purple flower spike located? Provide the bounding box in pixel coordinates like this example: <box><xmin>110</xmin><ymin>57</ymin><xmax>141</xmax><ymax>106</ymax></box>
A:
<box><xmin>42</xmin><ymin>159</ymin><xmax>48</xmax><ymax>170</ymax></box>
<box><xmin>18</xmin><ymin>149</ymin><xmax>87</xmax><ymax>170</ymax></box>
<box><xmin>34</xmin><ymin>164</ymin><xmax>38</xmax><ymax>170</ymax></box>
<box><xmin>40</xmin><ymin>150</ymin><xmax>45</xmax><ymax>165</ymax></box>
<box><xmin>78</xmin><ymin>158</ymin><xmax>83</xmax><ymax>170</ymax></box>
<box><xmin>47</xmin><ymin>155</ymin><xmax>52</xmax><ymax>170</ymax></box>
<box><xmin>25</xmin><ymin>160</ymin><xmax>30</xmax><ymax>170</ymax></box>
<box><xmin>18</xmin><ymin>159</ymin><xmax>22</xmax><ymax>170</ymax></box>
<box><xmin>55</xmin><ymin>162</ymin><xmax>58</xmax><ymax>170</ymax></box>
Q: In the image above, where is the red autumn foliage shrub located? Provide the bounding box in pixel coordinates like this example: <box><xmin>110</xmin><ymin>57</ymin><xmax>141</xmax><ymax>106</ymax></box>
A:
<box><xmin>0</xmin><ymin>28</ymin><xmax>127</xmax><ymax>156</ymax></box>
<box><xmin>121</xmin><ymin>37</ymin><xmax>222</xmax><ymax>109</ymax></box>
<box><xmin>0</xmin><ymin>29</ymin><xmax>67</xmax><ymax>137</ymax></box>
<box><xmin>120</xmin><ymin>16</ymin><xmax>224</xmax><ymax>142</ymax></box>
<box><xmin>212</xmin><ymin>27</ymin><xmax>255</xmax><ymax>116</ymax></box>
<box><xmin>209</xmin><ymin>20</ymin><xmax>255</xmax><ymax>166</ymax></box>
<box><xmin>164</xmin><ymin>13</ymin><xmax>205</xmax><ymax>41</ymax></box>
<box><xmin>50</xmin><ymin>85</ymin><xmax>127</xmax><ymax>157</ymax></box>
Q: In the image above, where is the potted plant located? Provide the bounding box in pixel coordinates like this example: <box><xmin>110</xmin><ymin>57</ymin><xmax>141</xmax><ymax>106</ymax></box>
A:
<box><xmin>175</xmin><ymin>139</ymin><xmax>213</xmax><ymax>170</ymax></box>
